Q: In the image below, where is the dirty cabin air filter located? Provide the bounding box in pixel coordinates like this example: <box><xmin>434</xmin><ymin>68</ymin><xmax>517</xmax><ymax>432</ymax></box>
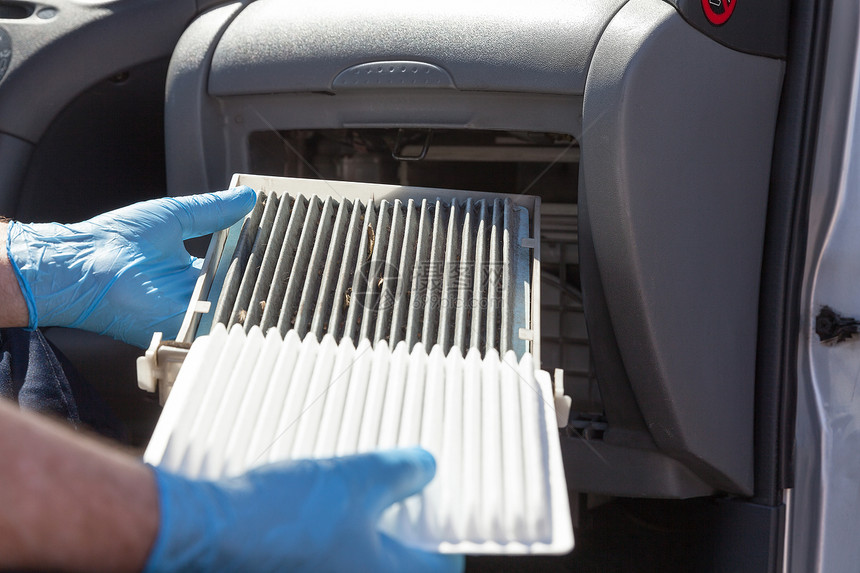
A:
<box><xmin>185</xmin><ymin>174</ymin><xmax>540</xmax><ymax>359</ymax></box>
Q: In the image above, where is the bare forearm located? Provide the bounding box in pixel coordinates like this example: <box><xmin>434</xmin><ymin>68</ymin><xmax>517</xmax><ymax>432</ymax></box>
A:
<box><xmin>0</xmin><ymin>399</ymin><xmax>158</xmax><ymax>571</ymax></box>
<box><xmin>0</xmin><ymin>221</ymin><xmax>29</xmax><ymax>327</ymax></box>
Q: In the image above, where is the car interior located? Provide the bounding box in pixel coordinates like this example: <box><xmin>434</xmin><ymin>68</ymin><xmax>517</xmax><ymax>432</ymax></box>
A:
<box><xmin>0</xmin><ymin>0</ymin><xmax>827</xmax><ymax>569</ymax></box>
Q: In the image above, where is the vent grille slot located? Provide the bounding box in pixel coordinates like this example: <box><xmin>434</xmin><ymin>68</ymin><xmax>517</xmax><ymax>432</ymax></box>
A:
<box><xmin>145</xmin><ymin>323</ymin><xmax>573</xmax><ymax>555</ymax></box>
<box><xmin>204</xmin><ymin>186</ymin><xmax>533</xmax><ymax>357</ymax></box>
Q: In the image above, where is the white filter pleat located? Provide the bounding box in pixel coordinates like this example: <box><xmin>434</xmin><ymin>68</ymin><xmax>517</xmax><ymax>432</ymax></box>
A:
<box><xmin>312</xmin><ymin>337</ymin><xmax>356</xmax><ymax>458</ymax></box>
<box><xmin>481</xmin><ymin>348</ymin><xmax>504</xmax><ymax>541</ymax></box>
<box><xmin>439</xmin><ymin>346</ymin><xmax>464</xmax><ymax>541</ymax></box>
<box><xmin>180</xmin><ymin>324</ymin><xmax>247</xmax><ymax>477</ymax></box>
<box><xmin>243</xmin><ymin>329</ymin><xmax>302</xmax><ymax>468</ymax></box>
<box><xmin>199</xmin><ymin>325</ymin><xmax>266</xmax><ymax>479</ymax></box>
<box><xmin>289</xmin><ymin>334</ymin><xmax>339</xmax><ymax>459</ymax></box>
<box><xmin>143</xmin><ymin>325</ymin><xmax>225</xmax><ymax>469</ymax></box>
<box><xmin>146</xmin><ymin>329</ymin><xmax>572</xmax><ymax>555</ymax></box>
<box><xmin>460</xmin><ymin>347</ymin><xmax>483</xmax><ymax>541</ymax></box>
<box><xmin>376</xmin><ymin>340</ymin><xmax>410</xmax><ymax>450</ymax></box>
<box><xmin>334</xmin><ymin>337</ymin><xmax>374</xmax><ymax>455</ymax></box>
<box><xmin>500</xmin><ymin>349</ymin><xmax>527</xmax><ymax>541</ymax></box>
<box><xmin>221</xmin><ymin>328</ymin><xmax>285</xmax><ymax>477</ymax></box>
<box><xmin>394</xmin><ymin>341</ymin><xmax>428</xmax><ymax>534</ymax></box>
<box><xmin>418</xmin><ymin>344</ymin><xmax>446</xmax><ymax>538</ymax></box>
<box><xmin>515</xmin><ymin>351</ymin><xmax>551</xmax><ymax>543</ymax></box>
<box><xmin>397</xmin><ymin>342</ymin><xmax>427</xmax><ymax>448</ymax></box>
<box><xmin>268</xmin><ymin>334</ymin><xmax>321</xmax><ymax>462</ymax></box>
<box><xmin>356</xmin><ymin>340</ymin><xmax>391</xmax><ymax>453</ymax></box>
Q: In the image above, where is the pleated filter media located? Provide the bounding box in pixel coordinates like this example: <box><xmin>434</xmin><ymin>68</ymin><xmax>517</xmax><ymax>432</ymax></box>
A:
<box><xmin>144</xmin><ymin>323</ymin><xmax>573</xmax><ymax>555</ymax></box>
<box><xmin>184</xmin><ymin>176</ymin><xmax>537</xmax><ymax>359</ymax></box>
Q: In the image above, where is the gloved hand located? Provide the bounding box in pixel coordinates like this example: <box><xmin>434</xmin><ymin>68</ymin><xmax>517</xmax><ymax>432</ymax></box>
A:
<box><xmin>145</xmin><ymin>448</ymin><xmax>465</xmax><ymax>573</ymax></box>
<box><xmin>6</xmin><ymin>187</ymin><xmax>257</xmax><ymax>348</ymax></box>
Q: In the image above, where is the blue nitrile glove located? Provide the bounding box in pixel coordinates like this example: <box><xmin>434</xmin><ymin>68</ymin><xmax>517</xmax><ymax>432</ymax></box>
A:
<box><xmin>145</xmin><ymin>448</ymin><xmax>465</xmax><ymax>573</ymax></box>
<box><xmin>6</xmin><ymin>187</ymin><xmax>256</xmax><ymax>348</ymax></box>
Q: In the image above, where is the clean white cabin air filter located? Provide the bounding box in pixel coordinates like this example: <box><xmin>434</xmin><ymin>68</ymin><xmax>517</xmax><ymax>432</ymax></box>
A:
<box><xmin>144</xmin><ymin>323</ymin><xmax>573</xmax><ymax>555</ymax></box>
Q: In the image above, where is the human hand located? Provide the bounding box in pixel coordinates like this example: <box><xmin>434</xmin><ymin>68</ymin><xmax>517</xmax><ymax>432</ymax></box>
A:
<box><xmin>145</xmin><ymin>448</ymin><xmax>465</xmax><ymax>573</ymax></box>
<box><xmin>6</xmin><ymin>187</ymin><xmax>256</xmax><ymax>347</ymax></box>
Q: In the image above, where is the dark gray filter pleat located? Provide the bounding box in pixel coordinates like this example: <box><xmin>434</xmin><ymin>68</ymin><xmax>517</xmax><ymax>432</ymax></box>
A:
<box><xmin>343</xmin><ymin>201</ymin><xmax>378</xmax><ymax>341</ymax></box>
<box><xmin>404</xmin><ymin>199</ymin><xmax>434</xmax><ymax>350</ymax></box>
<box><xmin>259</xmin><ymin>195</ymin><xmax>309</xmax><ymax>330</ymax></box>
<box><xmin>228</xmin><ymin>194</ymin><xmax>280</xmax><ymax>329</ymax></box>
<box><xmin>211</xmin><ymin>194</ymin><xmax>267</xmax><ymax>326</ymax></box>
<box><xmin>421</xmin><ymin>199</ymin><xmax>449</xmax><ymax>347</ymax></box>
<box><xmin>453</xmin><ymin>198</ymin><xmax>475</xmax><ymax>351</ymax></box>
<box><xmin>309</xmin><ymin>199</ymin><xmax>353</xmax><ymax>339</ymax></box>
<box><xmin>437</xmin><ymin>199</ymin><xmax>461</xmax><ymax>354</ymax></box>
<box><xmin>485</xmin><ymin>199</ymin><xmax>503</xmax><ymax>352</ymax></box>
<box><xmin>276</xmin><ymin>196</ymin><xmax>324</xmax><ymax>336</ymax></box>
<box><xmin>243</xmin><ymin>194</ymin><xmax>294</xmax><ymax>332</ymax></box>
<box><xmin>500</xmin><ymin>199</ymin><xmax>514</xmax><ymax>354</ymax></box>
<box><xmin>327</xmin><ymin>199</ymin><xmax>366</xmax><ymax>340</ymax></box>
<box><xmin>293</xmin><ymin>197</ymin><xmax>338</xmax><ymax>338</ymax></box>
<box><xmin>388</xmin><ymin>199</ymin><xmax>420</xmax><ymax>347</ymax></box>
<box><xmin>359</xmin><ymin>200</ymin><xmax>393</xmax><ymax>342</ymax></box>
<box><xmin>374</xmin><ymin>200</ymin><xmax>407</xmax><ymax>344</ymax></box>
<box><xmin>470</xmin><ymin>200</ymin><xmax>489</xmax><ymax>354</ymax></box>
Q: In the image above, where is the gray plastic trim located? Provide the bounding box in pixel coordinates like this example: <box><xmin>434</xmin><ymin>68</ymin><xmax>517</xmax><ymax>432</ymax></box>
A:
<box><xmin>0</xmin><ymin>0</ymin><xmax>195</xmax><ymax>143</ymax></box>
<box><xmin>165</xmin><ymin>1</ymin><xmax>247</xmax><ymax>197</ymax></box>
<box><xmin>561</xmin><ymin>436</ymin><xmax>713</xmax><ymax>498</ymax></box>
<box><xmin>207</xmin><ymin>0</ymin><xmax>628</xmax><ymax>97</ymax></box>
<box><xmin>581</xmin><ymin>0</ymin><xmax>784</xmax><ymax>494</ymax></box>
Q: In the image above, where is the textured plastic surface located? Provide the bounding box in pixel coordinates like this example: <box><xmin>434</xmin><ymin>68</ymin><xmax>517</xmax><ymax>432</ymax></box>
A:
<box><xmin>560</xmin><ymin>437</ymin><xmax>713</xmax><ymax>498</ymax></box>
<box><xmin>0</xmin><ymin>0</ymin><xmax>195</xmax><ymax>143</ymax></box>
<box><xmin>145</xmin><ymin>324</ymin><xmax>574</xmax><ymax>555</ymax></box>
<box><xmin>165</xmin><ymin>4</ymin><xmax>584</xmax><ymax>196</ymax></box>
<box><xmin>165</xmin><ymin>1</ymin><xmax>245</xmax><ymax>197</ymax></box>
<box><xmin>208</xmin><ymin>0</ymin><xmax>627</xmax><ymax>97</ymax></box>
<box><xmin>580</xmin><ymin>0</ymin><xmax>784</xmax><ymax>495</ymax></box>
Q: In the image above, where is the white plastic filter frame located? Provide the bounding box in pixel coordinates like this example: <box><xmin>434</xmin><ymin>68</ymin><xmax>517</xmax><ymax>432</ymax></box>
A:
<box><xmin>144</xmin><ymin>323</ymin><xmax>573</xmax><ymax>555</ymax></box>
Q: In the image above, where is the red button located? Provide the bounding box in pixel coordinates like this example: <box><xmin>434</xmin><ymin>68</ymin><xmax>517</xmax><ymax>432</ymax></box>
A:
<box><xmin>702</xmin><ymin>0</ymin><xmax>736</xmax><ymax>25</ymax></box>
